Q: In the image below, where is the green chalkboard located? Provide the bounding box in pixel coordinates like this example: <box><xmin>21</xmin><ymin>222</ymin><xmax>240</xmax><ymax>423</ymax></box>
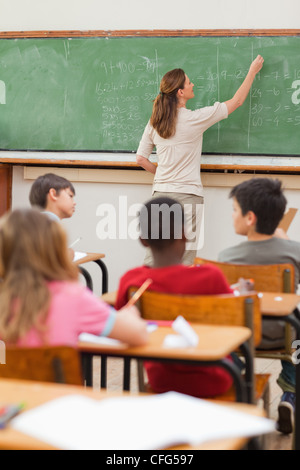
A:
<box><xmin>0</xmin><ymin>35</ymin><xmax>300</xmax><ymax>155</ymax></box>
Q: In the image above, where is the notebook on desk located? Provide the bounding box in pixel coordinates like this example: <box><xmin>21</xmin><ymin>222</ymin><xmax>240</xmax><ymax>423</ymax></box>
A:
<box><xmin>11</xmin><ymin>392</ymin><xmax>275</xmax><ymax>450</ymax></box>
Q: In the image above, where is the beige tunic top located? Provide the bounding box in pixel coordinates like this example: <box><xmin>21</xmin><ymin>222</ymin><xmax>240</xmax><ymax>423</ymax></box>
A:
<box><xmin>137</xmin><ymin>102</ymin><xmax>228</xmax><ymax>197</ymax></box>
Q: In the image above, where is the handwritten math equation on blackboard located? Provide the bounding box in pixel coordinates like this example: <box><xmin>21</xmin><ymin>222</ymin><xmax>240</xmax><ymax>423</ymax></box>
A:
<box><xmin>192</xmin><ymin>66</ymin><xmax>300</xmax><ymax>151</ymax></box>
<box><xmin>92</xmin><ymin>45</ymin><xmax>300</xmax><ymax>155</ymax></box>
<box><xmin>94</xmin><ymin>54</ymin><xmax>159</xmax><ymax>149</ymax></box>
<box><xmin>0</xmin><ymin>36</ymin><xmax>299</xmax><ymax>155</ymax></box>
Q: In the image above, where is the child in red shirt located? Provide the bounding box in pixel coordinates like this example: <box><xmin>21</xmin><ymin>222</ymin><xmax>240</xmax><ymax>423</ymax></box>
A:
<box><xmin>116</xmin><ymin>196</ymin><xmax>233</xmax><ymax>398</ymax></box>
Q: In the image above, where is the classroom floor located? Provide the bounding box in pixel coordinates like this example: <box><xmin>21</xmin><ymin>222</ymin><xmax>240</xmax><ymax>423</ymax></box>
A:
<box><xmin>91</xmin><ymin>356</ymin><xmax>293</xmax><ymax>451</ymax></box>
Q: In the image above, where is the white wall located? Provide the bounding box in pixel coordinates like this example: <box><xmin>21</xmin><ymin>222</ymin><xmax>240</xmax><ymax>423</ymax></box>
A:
<box><xmin>4</xmin><ymin>0</ymin><xmax>300</xmax><ymax>292</ymax></box>
<box><xmin>12</xmin><ymin>166</ymin><xmax>153</xmax><ymax>294</ymax></box>
<box><xmin>0</xmin><ymin>0</ymin><xmax>299</xmax><ymax>30</ymax></box>
<box><xmin>12</xmin><ymin>167</ymin><xmax>300</xmax><ymax>293</ymax></box>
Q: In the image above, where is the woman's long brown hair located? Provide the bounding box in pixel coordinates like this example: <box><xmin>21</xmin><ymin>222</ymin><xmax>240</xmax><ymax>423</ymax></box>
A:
<box><xmin>150</xmin><ymin>68</ymin><xmax>186</xmax><ymax>139</ymax></box>
<box><xmin>0</xmin><ymin>208</ymin><xmax>79</xmax><ymax>343</ymax></box>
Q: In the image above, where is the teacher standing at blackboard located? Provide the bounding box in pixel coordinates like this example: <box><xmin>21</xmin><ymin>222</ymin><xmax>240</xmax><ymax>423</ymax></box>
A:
<box><xmin>136</xmin><ymin>55</ymin><xmax>264</xmax><ymax>265</ymax></box>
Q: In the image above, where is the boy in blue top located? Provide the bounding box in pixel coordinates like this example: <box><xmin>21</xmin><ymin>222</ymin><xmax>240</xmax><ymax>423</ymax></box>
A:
<box><xmin>219</xmin><ymin>177</ymin><xmax>300</xmax><ymax>435</ymax></box>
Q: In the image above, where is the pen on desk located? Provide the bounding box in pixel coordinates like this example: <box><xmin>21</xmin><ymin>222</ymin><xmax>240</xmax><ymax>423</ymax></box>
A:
<box><xmin>69</xmin><ymin>237</ymin><xmax>82</xmax><ymax>248</ymax></box>
<box><xmin>125</xmin><ymin>278</ymin><xmax>153</xmax><ymax>308</ymax></box>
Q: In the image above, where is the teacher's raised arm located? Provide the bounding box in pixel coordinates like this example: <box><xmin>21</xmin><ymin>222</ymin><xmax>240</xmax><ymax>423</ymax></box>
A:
<box><xmin>225</xmin><ymin>55</ymin><xmax>264</xmax><ymax>114</ymax></box>
<box><xmin>136</xmin><ymin>59</ymin><xmax>264</xmax><ymax>267</ymax></box>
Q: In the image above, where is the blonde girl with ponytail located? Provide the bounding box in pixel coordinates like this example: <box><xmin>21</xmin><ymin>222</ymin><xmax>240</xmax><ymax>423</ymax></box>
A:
<box><xmin>0</xmin><ymin>209</ymin><xmax>148</xmax><ymax>347</ymax></box>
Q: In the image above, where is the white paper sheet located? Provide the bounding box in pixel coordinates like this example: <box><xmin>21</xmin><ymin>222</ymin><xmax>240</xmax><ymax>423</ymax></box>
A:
<box><xmin>78</xmin><ymin>323</ymin><xmax>157</xmax><ymax>346</ymax></box>
<box><xmin>11</xmin><ymin>392</ymin><xmax>275</xmax><ymax>450</ymax></box>
<box><xmin>163</xmin><ymin>316</ymin><xmax>198</xmax><ymax>348</ymax></box>
<box><xmin>78</xmin><ymin>332</ymin><xmax>122</xmax><ymax>346</ymax></box>
<box><xmin>73</xmin><ymin>251</ymin><xmax>87</xmax><ymax>262</ymax></box>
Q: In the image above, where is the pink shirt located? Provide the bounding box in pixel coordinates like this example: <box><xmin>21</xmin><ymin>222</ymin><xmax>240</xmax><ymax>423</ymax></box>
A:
<box><xmin>17</xmin><ymin>281</ymin><xmax>116</xmax><ymax>347</ymax></box>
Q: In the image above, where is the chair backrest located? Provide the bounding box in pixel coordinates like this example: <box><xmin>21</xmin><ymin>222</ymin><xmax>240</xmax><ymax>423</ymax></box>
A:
<box><xmin>129</xmin><ymin>288</ymin><xmax>262</xmax><ymax>348</ymax></box>
<box><xmin>0</xmin><ymin>345</ymin><xmax>83</xmax><ymax>385</ymax></box>
<box><xmin>278</xmin><ymin>207</ymin><xmax>297</xmax><ymax>232</ymax></box>
<box><xmin>194</xmin><ymin>258</ymin><xmax>295</xmax><ymax>293</ymax></box>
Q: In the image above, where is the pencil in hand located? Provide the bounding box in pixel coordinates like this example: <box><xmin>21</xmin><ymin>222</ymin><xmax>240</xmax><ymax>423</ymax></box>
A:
<box><xmin>125</xmin><ymin>279</ymin><xmax>153</xmax><ymax>307</ymax></box>
<box><xmin>69</xmin><ymin>237</ymin><xmax>82</xmax><ymax>248</ymax></box>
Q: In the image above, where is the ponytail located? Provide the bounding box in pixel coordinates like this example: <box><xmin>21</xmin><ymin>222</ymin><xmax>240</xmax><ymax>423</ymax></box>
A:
<box><xmin>150</xmin><ymin>68</ymin><xmax>186</xmax><ymax>139</ymax></box>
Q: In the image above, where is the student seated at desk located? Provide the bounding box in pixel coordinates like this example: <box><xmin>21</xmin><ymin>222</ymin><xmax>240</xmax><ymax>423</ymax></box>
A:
<box><xmin>29</xmin><ymin>173</ymin><xmax>80</xmax><ymax>260</ymax></box>
<box><xmin>218</xmin><ymin>177</ymin><xmax>300</xmax><ymax>434</ymax></box>
<box><xmin>0</xmin><ymin>209</ymin><xmax>147</xmax><ymax>348</ymax></box>
<box><xmin>29</xmin><ymin>173</ymin><xmax>76</xmax><ymax>222</ymax></box>
<box><xmin>116</xmin><ymin>196</ymin><xmax>234</xmax><ymax>398</ymax></box>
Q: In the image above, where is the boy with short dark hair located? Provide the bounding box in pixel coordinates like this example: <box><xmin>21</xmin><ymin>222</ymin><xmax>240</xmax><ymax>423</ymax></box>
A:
<box><xmin>116</xmin><ymin>196</ymin><xmax>234</xmax><ymax>398</ymax></box>
<box><xmin>219</xmin><ymin>177</ymin><xmax>300</xmax><ymax>434</ymax></box>
<box><xmin>29</xmin><ymin>173</ymin><xmax>76</xmax><ymax>221</ymax></box>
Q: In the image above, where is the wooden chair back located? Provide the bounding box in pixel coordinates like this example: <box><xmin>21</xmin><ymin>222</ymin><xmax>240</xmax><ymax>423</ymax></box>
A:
<box><xmin>0</xmin><ymin>346</ymin><xmax>83</xmax><ymax>385</ymax></box>
<box><xmin>193</xmin><ymin>258</ymin><xmax>295</xmax><ymax>293</ymax></box>
<box><xmin>193</xmin><ymin>258</ymin><xmax>296</xmax><ymax>361</ymax></box>
<box><xmin>278</xmin><ymin>207</ymin><xmax>297</xmax><ymax>232</ymax></box>
<box><xmin>129</xmin><ymin>288</ymin><xmax>261</xmax><ymax>348</ymax></box>
<box><xmin>129</xmin><ymin>288</ymin><xmax>272</xmax><ymax>408</ymax></box>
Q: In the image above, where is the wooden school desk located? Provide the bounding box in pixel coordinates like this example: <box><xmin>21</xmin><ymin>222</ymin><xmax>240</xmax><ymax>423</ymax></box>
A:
<box><xmin>79</xmin><ymin>323</ymin><xmax>253</xmax><ymax>403</ymax></box>
<box><xmin>257</xmin><ymin>291</ymin><xmax>300</xmax><ymax>450</ymax></box>
<box><xmin>74</xmin><ymin>252</ymin><xmax>108</xmax><ymax>294</ymax></box>
<box><xmin>0</xmin><ymin>378</ymin><xmax>267</xmax><ymax>451</ymax></box>
<box><xmin>258</xmin><ymin>292</ymin><xmax>300</xmax><ymax>317</ymax></box>
<box><xmin>100</xmin><ymin>290</ymin><xmax>300</xmax><ymax>446</ymax></box>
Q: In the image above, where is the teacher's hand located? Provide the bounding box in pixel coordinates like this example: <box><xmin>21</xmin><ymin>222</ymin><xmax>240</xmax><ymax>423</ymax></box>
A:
<box><xmin>249</xmin><ymin>55</ymin><xmax>264</xmax><ymax>75</ymax></box>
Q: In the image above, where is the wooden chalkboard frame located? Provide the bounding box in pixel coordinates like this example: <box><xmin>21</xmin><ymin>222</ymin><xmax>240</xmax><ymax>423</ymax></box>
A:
<box><xmin>0</xmin><ymin>29</ymin><xmax>299</xmax><ymax>38</ymax></box>
<box><xmin>0</xmin><ymin>29</ymin><xmax>299</xmax><ymax>171</ymax></box>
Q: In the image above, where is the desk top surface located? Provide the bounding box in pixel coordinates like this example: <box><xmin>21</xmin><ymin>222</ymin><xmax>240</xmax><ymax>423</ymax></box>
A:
<box><xmin>258</xmin><ymin>292</ymin><xmax>300</xmax><ymax>316</ymax></box>
<box><xmin>0</xmin><ymin>378</ymin><xmax>265</xmax><ymax>451</ymax></box>
<box><xmin>78</xmin><ymin>324</ymin><xmax>251</xmax><ymax>361</ymax></box>
<box><xmin>74</xmin><ymin>252</ymin><xmax>105</xmax><ymax>265</ymax></box>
